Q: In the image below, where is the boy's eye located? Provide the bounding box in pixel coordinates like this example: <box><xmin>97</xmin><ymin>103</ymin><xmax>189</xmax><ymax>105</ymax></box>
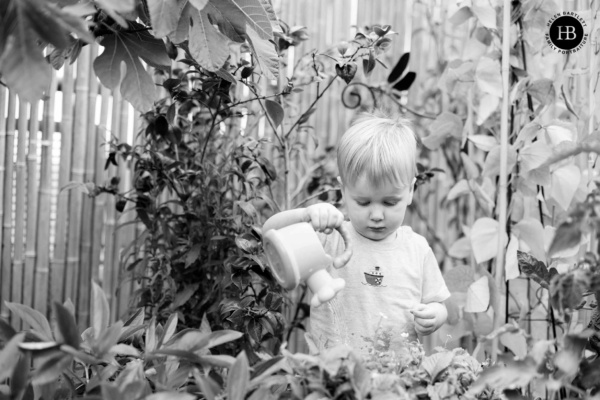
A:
<box><xmin>384</xmin><ymin>202</ymin><xmax>398</xmax><ymax>206</ymax></box>
<box><xmin>356</xmin><ymin>201</ymin><xmax>369</xmax><ymax>206</ymax></box>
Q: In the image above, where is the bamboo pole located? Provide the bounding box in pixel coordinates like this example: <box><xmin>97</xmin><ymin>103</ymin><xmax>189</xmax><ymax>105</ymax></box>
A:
<box><xmin>2</xmin><ymin>92</ymin><xmax>16</xmax><ymax>324</ymax></box>
<box><xmin>35</xmin><ymin>70</ymin><xmax>57</xmax><ymax>316</ymax></box>
<box><xmin>92</xmin><ymin>85</ymin><xmax>111</xmax><ymax>285</ymax></box>
<box><xmin>0</xmin><ymin>88</ymin><xmax>10</xmax><ymax>320</ymax></box>
<box><xmin>78</xmin><ymin>44</ymin><xmax>99</xmax><ymax>328</ymax></box>
<box><xmin>51</xmin><ymin>62</ymin><xmax>74</xmax><ymax>304</ymax></box>
<box><xmin>12</xmin><ymin>98</ymin><xmax>29</xmax><ymax>329</ymax></box>
<box><xmin>24</xmin><ymin>100</ymin><xmax>40</xmax><ymax>310</ymax></box>
<box><xmin>66</xmin><ymin>47</ymin><xmax>91</xmax><ymax>310</ymax></box>
<box><xmin>492</xmin><ymin>0</ymin><xmax>511</xmax><ymax>363</ymax></box>
<box><xmin>104</xmin><ymin>88</ymin><xmax>121</xmax><ymax>321</ymax></box>
<box><xmin>0</xmin><ymin>87</ymin><xmax>6</xmax><ymax>263</ymax></box>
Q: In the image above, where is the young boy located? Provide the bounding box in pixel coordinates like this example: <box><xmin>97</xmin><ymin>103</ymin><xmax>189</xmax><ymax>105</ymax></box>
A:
<box><xmin>263</xmin><ymin>112</ymin><xmax>450</xmax><ymax>355</ymax></box>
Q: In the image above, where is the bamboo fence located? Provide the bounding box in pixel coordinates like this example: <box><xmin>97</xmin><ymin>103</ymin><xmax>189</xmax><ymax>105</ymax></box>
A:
<box><xmin>0</xmin><ymin>0</ymin><xmax>597</xmax><ymax>353</ymax></box>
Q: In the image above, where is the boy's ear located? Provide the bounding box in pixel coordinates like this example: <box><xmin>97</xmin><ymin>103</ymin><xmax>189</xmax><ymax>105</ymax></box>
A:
<box><xmin>408</xmin><ymin>177</ymin><xmax>417</xmax><ymax>205</ymax></box>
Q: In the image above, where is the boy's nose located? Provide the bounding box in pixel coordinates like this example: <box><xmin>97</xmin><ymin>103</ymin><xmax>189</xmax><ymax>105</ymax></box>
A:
<box><xmin>369</xmin><ymin>209</ymin><xmax>384</xmax><ymax>221</ymax></box>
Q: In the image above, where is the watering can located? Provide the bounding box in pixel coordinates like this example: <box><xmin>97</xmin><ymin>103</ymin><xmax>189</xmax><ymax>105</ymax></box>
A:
<box><xmin>262</xmin><ymin>209</ymin><xmax>352</xmax><ymax>307</ymax></box>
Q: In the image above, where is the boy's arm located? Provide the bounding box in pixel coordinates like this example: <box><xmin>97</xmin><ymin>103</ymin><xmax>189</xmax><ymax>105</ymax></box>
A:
<box><xmin>411</xmin><ymin>301</ymin><xmax>448</xmax><ymax>336</ymax></box>
<box><xmin>262</xmin><ymin>208</ymin><xmax>310</xmax><ymax>233</ymax></box>
<box><xmin>262</xmin><ymin>203</ymin><xmax>345</xmax><ymax>235</ymax></box>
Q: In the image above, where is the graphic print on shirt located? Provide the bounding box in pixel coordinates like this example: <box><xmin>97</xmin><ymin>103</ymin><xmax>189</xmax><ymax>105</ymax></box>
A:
<box><xmin>362</xmin><ymin>266</ymin><xmax>386</xmax><ymax>286</ymax></box>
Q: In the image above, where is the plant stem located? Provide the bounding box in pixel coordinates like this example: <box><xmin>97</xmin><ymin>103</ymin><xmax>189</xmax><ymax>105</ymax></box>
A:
<box><xmin>293</xmin><ymin>187</ymin><xmax>340</xmax><ymax>208</ymax></box>
<box><xmin>200</xmin><ymin>98</ymin><xmax>221</xmax><ymax>164</ymax></box>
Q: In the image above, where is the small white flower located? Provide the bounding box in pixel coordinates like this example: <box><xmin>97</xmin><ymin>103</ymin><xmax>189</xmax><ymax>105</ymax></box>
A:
<box><xmin>379</xmin><ymin>312</ymin><xmax>388</xmax><ymax>319</ymax></box>
<box><xmin>401</xmin><ymin>332</ymin><xmax>409</xmax><ymax>338</ymax></box>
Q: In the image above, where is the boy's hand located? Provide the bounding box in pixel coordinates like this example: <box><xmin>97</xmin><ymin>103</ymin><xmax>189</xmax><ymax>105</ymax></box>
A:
<box><xmin>411</xmin><ymin>302</ymin><xmax>448</xmax><ymax>336</ymax></box>
<box><xmin>305</xmin><ymin>203</ymin><xmax>345</xmax><ymax>234</ymax></box>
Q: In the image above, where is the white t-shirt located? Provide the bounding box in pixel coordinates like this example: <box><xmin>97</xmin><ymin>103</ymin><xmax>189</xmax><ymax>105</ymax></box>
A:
<box><xmin>308</xmin><ymin>221</ymin><xmax>450</xmax><ymax>355</ymax></box>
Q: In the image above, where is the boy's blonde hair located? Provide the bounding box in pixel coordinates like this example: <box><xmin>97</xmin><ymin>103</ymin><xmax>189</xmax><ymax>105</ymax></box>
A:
<box><xmin>337</xmin><ymin>111</ymin><xmax>418</xmax><ymax>188</ymax></box>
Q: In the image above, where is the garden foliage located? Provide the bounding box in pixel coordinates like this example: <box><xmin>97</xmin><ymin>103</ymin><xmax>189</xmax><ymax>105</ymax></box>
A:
<box><xmin>0</xmin><ymin>283</ymin><xmax>503</xmax><ymax>400</ymax></box>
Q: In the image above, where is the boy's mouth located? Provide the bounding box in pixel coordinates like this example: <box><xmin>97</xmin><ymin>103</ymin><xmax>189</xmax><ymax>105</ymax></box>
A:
<box><xmin>368</xmin><ymin>227</ymin><xmax>386</xmax><ymax>232</ymax></box>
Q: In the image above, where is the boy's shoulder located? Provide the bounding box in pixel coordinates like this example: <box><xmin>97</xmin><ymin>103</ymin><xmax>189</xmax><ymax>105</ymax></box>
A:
<box><xmin>399</xmin><ymin>225</ymin><xmax>431</xmax><ymax>250</ymax></box>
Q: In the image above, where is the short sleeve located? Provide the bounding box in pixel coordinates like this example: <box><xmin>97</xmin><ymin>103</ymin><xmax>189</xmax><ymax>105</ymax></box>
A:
<box><xmin>421</xmin><ymin>248</ymin><xmax>451</xmax><ymax>303</ymax></box>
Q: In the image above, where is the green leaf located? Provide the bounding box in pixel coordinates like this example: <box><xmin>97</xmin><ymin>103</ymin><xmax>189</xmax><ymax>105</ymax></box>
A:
<box><xmin>387</xmin><ymin>52</ymin><xmax>410</xmax><ymax>83</ymax></box>
<box><xmin>476</xmin><ymin>93</ymin><xmax>500</xmax><ymax>125</ymax></box>
<box><xmin>95</xmin><ymin>321</ymin><xmax>124</xmax><ymax>355</ymax></box>
<box><xmin>449</xmin><ymin>6</ymin><xmax>473</xmax><ymax>25</ymax></box>
<box><xmin>189</xmin><ymin>9</ymin><xmax>231</xmax><ymax>71</ymax></box>
<box><xmin>499</xmin><ymin>331</ymin><xmax>528</xmax><ymax>359</ymax></box>
<box><xmin>517</xmin><ymin>251</ymin><xmax>552</xmax><ymax>289</ymax></box>
<box><xmin>23</xmin><ymin>0</ymin><xmax>93</xmax><ymax>49</ymax></box>
<box><xmin>52</xmin><ymin>301</ymin><xmax>80</xmax><ymax>349</ymax></box>
<box><xmin>171</xmin><ymin>284</ymin><xmax>199</xmax><ymax>309</ymax></box>
<box><xmin>443</xmin><ymin>264</ymin><xmax>474</xmax><ymax>292</ymax></box>
<box><xmin>421</xmin><ymin>352</ymin><xmax>454</xmax><ymax>381</ymax></box>
<box><xmin>448</xmin><ymin>236</ymin><xmax>471</xmax><ymax>259</ymax></box>
<box><xmin>32</xmin><ymin>353</ymin><xmax>73</xmax><ymax>386</ymax></box>
<box><xmin>468</xmin><ymin>358</ymin><xmax>538</xmax><ymax>395</ymax></box>
<box><xmin>147</xmin><ymin>0</ymin><xmax>185</xmax><ymax>38</ymax></box>
<box><xmin>470</xmin><ymin>217</ymin><xmax>508</xmax><ymax>264</ymax></box>
<box><xmin>211</xmin><ymin>0</ymin><xmax>273</xmax><ymax>40</ymax></box>
<box><xmin>264</xmin><ymin>99</ymin><xmax>284</xmax><ymax>128</ymax></box>
<box><xmin>146</xmin><ymin>393</ymin><xmax>196</xmax><ymax>400</ymax></box>
<box><xmin>204</xmin><ymin>2</ymin><xmax>244</xmax><ymax>42</ymax></box>
<box><xmin>464</xmin><ymin>276</ymin><xmax>489</xmax><ymax>312</ymax></box>
<box><xmin>393</xmin><ymin>71</ymin><xmax>416</xmax><ymax>92</ymax></box>
<box><xmin>94</xmin><ymin>27</ymin><xmax>170</xmax><ymax>111</ymax></box>
<box><xmin>554</xmin><ymin>333</ymin><xmax>588</xmax><ymax>375</ymax></box>
<box><xmin>193</xmin><ymin>372</ymin><xmax>219</xmax><ymax>400</ymax></box>
<box><xmin>467</xmin><ymin>134</ymin><xmax>497</xmax><ymax>152</ymax></box>
<box><xmin>95</xmin><ymin>0</ymin><xmax>135</xmax><ymax>27</ymax></box>
<box><xmin>446</xmin><ymin>179</ymin><xmax>470</xmax><ymax>201</ymax></box>
<box><xmin>185</xmin><ymin>244</ymin><xmax>201</xmax><ymax>268</ymax></box>
<box><xmin>362</xmin><ymin>51</ymin><xmax>376</xmax><ymax>77</ymax></box>
<box><xmin>505</xmin><ymin>234</ymin><xmax>520</xmax><ymax>281</ymax></box>
<box><xmin>91</xmin><ymin>281</ymin><xmax>110</xmax><ymax>339</ymax></box>
<box><xmin>0</xmin><ymin>4</ymin><xmax>51</xmax><ymax>102</ymax></box>
<box><xmin>422</xmin><ymin>112</ymin><xmax>463</xmax><ymax>150</ymax></box>
<box><xmin>5</xmin><ymin>302</ymin><xmax>53</xmax><ymax>341</ymax></box>
<box><xmin>513</xmin><ymin>218</ymin><xmax>546</xmax><ymax>262</ymax></box>
<box><xmin>189</xmin><ymin>0</ymin><xmax>209</xmax><ymax>10</ymax></box>
<box><xmin>544</xmin><ymin>122</ymin><xmax>576</xmax><ymax>146</ymax></box>
<box><xmin>471</xmin><ymin>4</ymin><xmax>496</xmax><ymax>29</ymax></box>
<box><xmin>169</xmin><ymin>1</ymin><xmax>193</xmax><ymax>43</ymax></box>
<box><xmin>10</xmin><ymin>351</ymin><xmax>31</xmax><ymax>400</ymax></box>
<box><xmin>545</xmin><ymin>225</ymin><xmax>581</xmax><ymax>259</ymax></box>
<box><xmin>0</xmin><ymin>333</ymin><xmax>26</xmax><ymax>382</ymax></box>
<box><xmin>0</xmin><ymin>318</ymin><xmax>16</xmax><ymax>342</ymax></box>
<box><xmin>550</xmin><ymin>269</ymin><xmax>590</xmax><ymax>314</ymax></box>
<box><xmin>475</xmin><ymin>57</ymin><xmax>502</xmax><ymax>97</ymax></box>
<box><xmin>146</xmin><ymin>317</ymin><xmax>157</xmax><ymax>353</ymax></box>
<box><xmin>519</xmin><ymin>142</ymin><xmax>552</xmax><ymax>173</ymax></box>
<box><xmin>109</xmin><ymin>344</ymin><xmax>141</xmax><ymax>357</ymax></box>
<box><xmin>245</xmin><ymin>25</ymin><xmax>279</xmax><ymax>80</ymax></box>
<box><xmin>227</xmin><ymin>351</ymin><xmax>250</xmax><ymax>400</ymax></box>
<box><xmin>482</xmin><ymin>144</ymin><xmax>517</xmax><ymax>178</ymax></box>
<box><xmin>550</xmin><ymin>164</ymin><xmax>581</xmax><ymax>211</ymax></box>
<box><xmin>158</xmin><ymin>313</ymin><xmax>178</xmax><ymax>347</ymax></box>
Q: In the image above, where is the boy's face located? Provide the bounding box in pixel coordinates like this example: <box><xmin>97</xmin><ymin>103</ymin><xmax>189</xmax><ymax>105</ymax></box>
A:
<box><xmin>341</xmin><ymin>175</ymin><xmax>414</xmax><ymax>241</ymax></box>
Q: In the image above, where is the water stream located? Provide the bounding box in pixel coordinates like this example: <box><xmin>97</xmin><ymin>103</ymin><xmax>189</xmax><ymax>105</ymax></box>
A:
<box><xmin>327</xmin><ymin>297</ymin><xmax>349</xmax><ymax>346</ymax></box>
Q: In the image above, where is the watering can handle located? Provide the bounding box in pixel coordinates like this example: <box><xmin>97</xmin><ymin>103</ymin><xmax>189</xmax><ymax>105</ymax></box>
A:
<box><xmin>261</xmin><ymin>208</ymin><xmax>352</xmax><ymax>269</ymax></box>
<box><xmin>331</xmin><ymin>224</ymin><xmax>352</xmax><ymax>269</ymax></box>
